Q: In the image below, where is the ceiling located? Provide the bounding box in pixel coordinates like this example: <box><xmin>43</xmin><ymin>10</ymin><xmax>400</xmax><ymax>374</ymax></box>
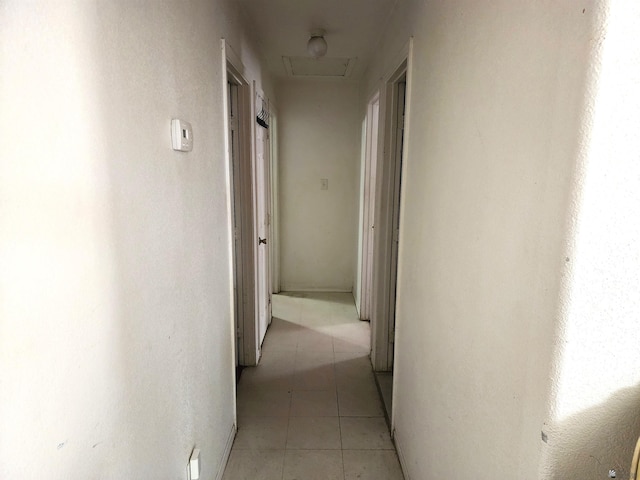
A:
<box><xmin>238</xmin><ymin>0</ymin><xmax>398</xmax><ymax>81</ymax></box>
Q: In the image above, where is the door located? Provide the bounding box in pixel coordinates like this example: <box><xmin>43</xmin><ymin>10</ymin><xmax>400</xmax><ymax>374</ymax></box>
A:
<box><xmin>255</xmin><ymin>91</ymin><xmax>272</xmax><ymax>347</ymax></box>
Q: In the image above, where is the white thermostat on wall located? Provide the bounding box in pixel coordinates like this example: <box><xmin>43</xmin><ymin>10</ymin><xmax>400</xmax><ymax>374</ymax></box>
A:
<box><xmin>171</xmin><ymin>119</ymin><xmax>193</xmax><ymax>152</ymax></box>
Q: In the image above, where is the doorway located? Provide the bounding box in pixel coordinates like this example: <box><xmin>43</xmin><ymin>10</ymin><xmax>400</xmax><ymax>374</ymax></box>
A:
<box><xmin>223</xmin><ymin>40</ymin><xmax>265</xmax><ymax>368</ymax></box>
<box><xmin>371</xmin><ymin>59</ymin><xmax>408</xmax><ymax>374</ymax></box>
<box><xmin>226</xmin><ymin>70</ymin><xmax>258</xmax><ymax>368</ymax></box>
<box><xmin>387</xmin><ymin>76</ymin><xmax>406</xmax><ymax>371</ymax></box>
<box><xmin>368</xmin><ymin>43</ymin><xmax>412</xmax><ymax>428</ymax></box>
<box><xmin>269</xmin><ymin>111</ymin><xmax>280</xmax><ymax>295</ymax></box>
<box><xmin>223</xmin><ymin>40</ymin><xmax>275</xmax><ymax>371</ymax></box>
<box><xmin>358</xmin><ymin>93</ymin><xmax>380</xmax><ymax>322</ymax></box>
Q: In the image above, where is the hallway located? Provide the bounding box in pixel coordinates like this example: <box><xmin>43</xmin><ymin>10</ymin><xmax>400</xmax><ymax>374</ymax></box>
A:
<box><xmin>222</xmin><ymin>293</ymin><xmax>404</xmax><ymax>480</ymax></box>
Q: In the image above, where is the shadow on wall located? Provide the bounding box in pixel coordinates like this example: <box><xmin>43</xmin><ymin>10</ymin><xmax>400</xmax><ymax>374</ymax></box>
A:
<box><xmin>541</xmin><ymin>384</ymin><xmax>640</xmax><ymax>480</ymax></box>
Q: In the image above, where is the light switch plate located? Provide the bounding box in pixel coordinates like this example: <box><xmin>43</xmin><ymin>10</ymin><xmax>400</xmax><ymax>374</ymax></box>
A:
<box><xmin>188</xmin><ymin>448</ymin><xmax>200</xmax><ymax>480</ymax></box>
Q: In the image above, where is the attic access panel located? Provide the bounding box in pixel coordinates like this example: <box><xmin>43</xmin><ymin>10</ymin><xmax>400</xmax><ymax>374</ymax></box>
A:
<box><xmin>283</xmin><ymin>56</ymin><xmax>356</xmax><ymax>78</ymax></box>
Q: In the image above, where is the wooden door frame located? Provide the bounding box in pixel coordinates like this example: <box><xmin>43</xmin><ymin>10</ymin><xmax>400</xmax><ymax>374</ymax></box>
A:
<box><xmin>222</xmin><ymin>39</ymin><xmax>259</xmax><ymax>367</ymax></box>
<box><xmin>371</xmin><ymin>38</ymin><xmax>414</xmax><ymax>373</ymax></box>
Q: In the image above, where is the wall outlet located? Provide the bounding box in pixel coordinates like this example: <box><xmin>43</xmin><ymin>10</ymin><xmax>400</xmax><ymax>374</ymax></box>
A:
<box><xmin>321</xmin><ymin>178</ymin><xmax>329</xmax><ymax>190</ymax></box>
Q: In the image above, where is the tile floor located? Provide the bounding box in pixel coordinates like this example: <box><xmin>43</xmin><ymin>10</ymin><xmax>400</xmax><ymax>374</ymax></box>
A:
<box><xmin>222</xmin><ymin>292</ymin><xmax>405</xmax><ymax>480</ymax></box>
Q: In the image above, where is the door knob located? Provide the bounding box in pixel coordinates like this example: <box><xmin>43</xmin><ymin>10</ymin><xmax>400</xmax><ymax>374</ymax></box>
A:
<box><xmin>259</xmin><ymin>237</ymin><xmax>267</xmax><ymax>245</ymax></box>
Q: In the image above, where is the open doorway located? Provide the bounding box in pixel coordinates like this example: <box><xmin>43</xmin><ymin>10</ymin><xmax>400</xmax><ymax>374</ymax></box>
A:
<box><xmin>254</xmin><ymin>87</ymin><xmax>273</xmax><ymax>348</ymax></box>
<box><xmin>222</xmin><ymin>40</ymin><xmax>275</xmax><ymax>375</ymax></box>
<box><xmin>358</xmin><ymin>93</ymin><xmax>380</xmax><ymax>321</ymax></box>
<box><xmin>269</xmin><ymin>111</ymin><xmax>280</xmax><ymax>295</ymax></box>
<box><xmin>367</xmin><ymin>39</ymin><xmax>413</xmax><ymax>430</ymax></box>
<box><xmin>387</xmin><ymin>75</ymin><xmax>406</xmax><ymax>370</ymax></box>
<box><xmin>223</xmin><ymin>41</ymin><xmax>259</xmax><ymax>369</ymax></box>
<box><xmin>371</xmin><ymin>60</ymin><xmax>408</xmax><ymax>373</ymax></box>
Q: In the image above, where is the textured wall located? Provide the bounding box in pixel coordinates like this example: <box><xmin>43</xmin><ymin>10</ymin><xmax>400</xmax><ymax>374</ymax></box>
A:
<box><xmin>0</xmin><ymin>1</ymin><xmax>268</xmax><ymax>477</ymax></box>
<box><xmin>359</xmin><ymin>0</ymin><xmax>638</xmax><ymax>479</ymax></box>
<box><xmin>541</xmin><ymin>1</ymin><xmax>640</xmax><ymax>478</ymax></box>
<box><xmin>278</xmin><ymin>80</ymin><xmax>359</xmax><ymax>292</ymax></box>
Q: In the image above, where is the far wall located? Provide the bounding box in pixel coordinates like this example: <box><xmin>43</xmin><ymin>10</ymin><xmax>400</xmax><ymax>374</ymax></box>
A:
<box><xmin>277</xmin><ymin>81</ymin><xmax>359</xmax><ymax>292</ymax></box>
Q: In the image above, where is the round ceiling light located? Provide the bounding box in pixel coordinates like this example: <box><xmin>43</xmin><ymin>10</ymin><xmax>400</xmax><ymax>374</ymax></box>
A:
<box><xmin>307</xmin><ymin>30</ymin><xmax>328</xmax><ymax>58</ymax></box>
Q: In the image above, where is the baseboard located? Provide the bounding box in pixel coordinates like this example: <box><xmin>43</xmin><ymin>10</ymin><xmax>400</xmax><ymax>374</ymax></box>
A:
<box><xmin>279</xmin><ymin>286</ymin><xmax>352</xmax><ymax>293</ymax></box>
<box><xmin>214</xmin><ymin>423</ymin><xmax>236</xmax><ymax>480</ymax></box>
<box><xmin>393</xmin><ymin>428</ymin><xmax>411</xmax><ymax>480</ymax></box>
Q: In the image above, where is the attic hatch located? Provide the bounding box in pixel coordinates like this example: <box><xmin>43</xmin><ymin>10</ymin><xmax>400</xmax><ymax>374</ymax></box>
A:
<box><xmin>283</xmin><ymin>56</ymin><xmax>356</xmax><ymax>78</ymax></box>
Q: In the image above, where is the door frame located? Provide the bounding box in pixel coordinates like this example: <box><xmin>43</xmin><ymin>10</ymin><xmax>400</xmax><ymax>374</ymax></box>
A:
<box><xmin>370</xmin><ymin>38</ymin><xmax>414</xmax><ymax>373</ymax></box>
<box><xmin>222</xmin><ymin>39</ymin><xmax>259</xmax><ymax>367</ymax></box>
<box><xmin>269</xmin><ymin>109</ymin><xmax>280</xmax><ymax>294</ymax></box>
<box><xmin>358</xmin><ymin>93</ymin><xmax>381</xmax><ymax>320</ymax></box>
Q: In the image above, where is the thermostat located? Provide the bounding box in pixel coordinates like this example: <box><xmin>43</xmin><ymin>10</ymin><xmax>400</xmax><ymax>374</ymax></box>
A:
<box><xmin>171</xmin><ymin>119</ymin><xmax>193</xmax><ymax>152</ymax></box>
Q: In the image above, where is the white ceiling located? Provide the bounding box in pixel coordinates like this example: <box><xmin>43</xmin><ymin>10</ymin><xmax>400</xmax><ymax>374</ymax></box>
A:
<box><xmin>238</xmin><ymin>0</ymin><xmax>399</xmax><ymax>81</ymax></box>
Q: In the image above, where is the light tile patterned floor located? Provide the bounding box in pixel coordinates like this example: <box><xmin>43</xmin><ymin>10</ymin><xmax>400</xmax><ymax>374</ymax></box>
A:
<box><xmin>222</xmin><ymin>292</ymin><xmax>404</xmax><ymax>480</ymax></box>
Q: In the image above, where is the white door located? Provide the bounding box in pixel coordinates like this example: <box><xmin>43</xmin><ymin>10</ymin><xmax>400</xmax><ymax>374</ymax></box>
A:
<box><xmin>255</xmin><ymin>99</ymin><xmax>272</xmax><ymax>347</ymax></box>
<box><xmin>387</xmin><ymin>80</ymin><xmax>406</xmax><ymax>368</ymax></box>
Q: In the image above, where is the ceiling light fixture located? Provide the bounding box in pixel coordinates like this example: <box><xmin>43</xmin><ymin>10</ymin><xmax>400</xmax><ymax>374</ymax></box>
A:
<box><xmin>307</xmin><ymin>29</ymin><xmax>328</xmax><ymax>58</ymax></box>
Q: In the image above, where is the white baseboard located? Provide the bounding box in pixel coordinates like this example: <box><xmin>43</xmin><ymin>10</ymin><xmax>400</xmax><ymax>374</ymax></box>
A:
<box><xmin>279</xmin><ymin>286</ymin><xmax>352</xmax><ymax>293</ymax></box>
<box><xmin>214</xmin><ymin>423</ymin><xmax>236</xmax><ymax>480</ymax></box>
<box><xmin>393</xmin><ymin>428</ymin><xmax>411</xmax><ymax>480</ymax></box>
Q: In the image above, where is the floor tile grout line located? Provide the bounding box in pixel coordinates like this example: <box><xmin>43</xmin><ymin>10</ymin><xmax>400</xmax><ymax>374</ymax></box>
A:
<box><xmin>281</xmin><ymin>325</ymin><xmax>296</xmax><ymax>480</ymax></box>
<box><xmin>332</xmin><ymin>333</ymin><xmax>347</xmax><ymax>480</ymax></box>
<box><xmin>280</xmin><ymin>444</ymin><xmax>286</xmax><ymax>480</ymax></box>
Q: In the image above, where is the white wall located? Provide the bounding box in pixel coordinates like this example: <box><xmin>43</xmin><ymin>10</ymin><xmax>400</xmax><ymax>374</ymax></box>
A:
<box><xmin>540</xmin><ymin>1</ymin><xmax>640</xmax><ymax>478</ymax></box>
<box><xmin>278</xmin><ymin>80</ymin><xmax>359</xmax><ymax>292</ymax></box>
<box><xmin>0</xmin><ymin>1</ymin><xmax>269</xmax><ymax>478</ymax></box>
<box><xmin>362</xmin><ymin>0</ymin><xmax>640</xmax><ymax>478</ymax></box>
